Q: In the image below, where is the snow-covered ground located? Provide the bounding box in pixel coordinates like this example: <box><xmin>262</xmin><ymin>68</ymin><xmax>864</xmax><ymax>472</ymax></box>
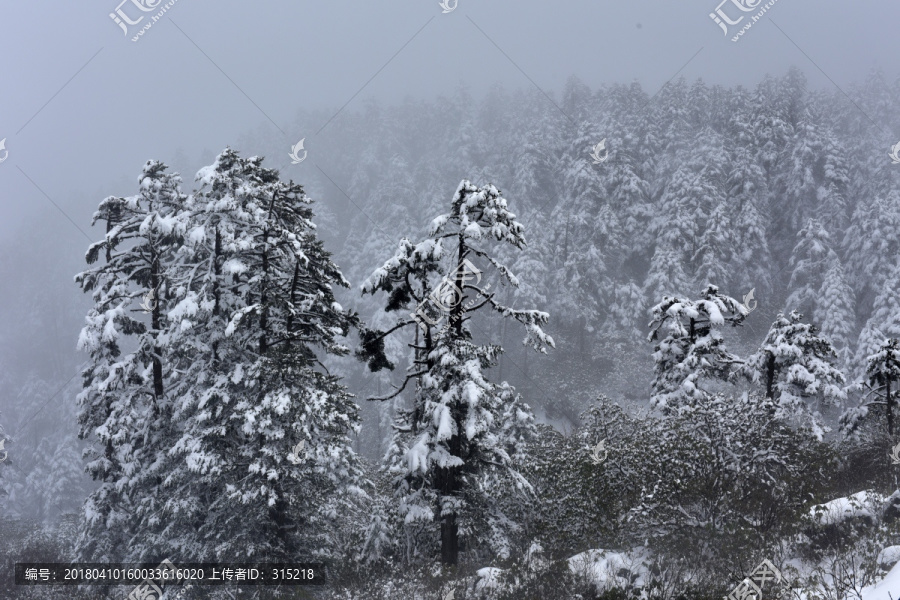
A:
<box><xmin>860</xmin><ymin>559</ymin><xmax>900</xmax><ymax>600</ymax></box>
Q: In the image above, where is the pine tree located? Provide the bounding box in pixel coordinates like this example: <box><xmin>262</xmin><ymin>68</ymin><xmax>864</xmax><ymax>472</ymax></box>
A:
<box><xmin>74</xmin><ymin>160</ymin><xmax>187</xmax><ymax>560</ymax></box>
<box><xmin>785</xmin><ymin>218</ymin><xmax>834</xmax><ymax>317</ymax></box>
<box><xmin>1</xmin><ymin>375</ymin><xmax>91</xmax><ymax>522</ymax></box>
<box><xmin>694</xmin><ymin>195</ymin><xmax>734</xmax><ymax>291</ymax></box>
<box><xmin>727</xmin><ymin>146</ymin><xmax>772</xmax><ymax>296</ymax></box>
<box><xmin>596</xmin><ymin>280</ymin><xmax>645</xmax><ymax>356</ymax></box>
<box><xmin>843</xmin><ymin>190</ymin><xmax>900</xmax><ymax>314</ymax></box>
<box><xmin>606</xmin><ymin>147</ymin><xmax>653</xmax><ymax>260</ymax></box>
<box><xmin>780</xmin><ymin>115</ymin><xmax>827</xmax><ymax>232</ymax></box>
<box><xmin>645</xmin><ymin>167</ymin><xmax>708</xmax><ymax>301</ymax></box>
<box><xmin>360</xmin><ymin>180</ymin><xmax>553</xmax><ymax>565</ymax></box>
<box><xmin>748</xmin><ymin>75</ymin><xmax>793</xmax><ymax>186</ymax></box>
<box><xmin>745</xmin><ymin>311</ymin><xmax>846</xmax><ymax>438</ymax></box>
<box><xmin>815</xmin><ymin>254</ymin><xmax>855</xmax><ymax>369</ymax></box>
<box><xmin>855</xmin><ymin>259</ymin><xmax>900</xmax><ymax>376</ymax></box>
<box><xmin>648</xmin><ymin>285</ymin><xmax>747</xmax><ymax>413</ymax></box>
<box><xmin>148</xmin><ymin>148</ymin><xmax>367</xmax><ymax>562</ymax></box>
<box><xmin>548</xmin><ymin>118</ymin><xmax>619</xmax><ymax>349</ymax></box>
<box><xmin>865</xmin><ymin>339</ymin><xmax>900</xmax><ymax>435</ymax></box>
<box><xmin>19</xmin><ymin>434</ymin><xmax>85</xmax><ymax>524</ymax></box>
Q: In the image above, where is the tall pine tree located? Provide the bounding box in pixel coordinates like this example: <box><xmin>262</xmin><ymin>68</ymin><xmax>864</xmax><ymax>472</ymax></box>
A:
<box><xmin>75</xmin><ymin>160</ymin><xmax>188</xmax><ymax>560</ymax></box>
<box><xmin>149</xmin><ymin>148</ymin><xmax>367</xmax><ymax>562</ymax></box>
<box><xmin>361</xmin><ymin>180</ymin><xmax>553</xmax><ymax>565</ymax></box>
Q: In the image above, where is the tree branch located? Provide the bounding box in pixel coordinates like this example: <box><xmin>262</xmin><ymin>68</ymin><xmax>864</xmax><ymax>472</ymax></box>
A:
<box><xmin>365</xmin><ymin>371</ymin><xmax>428</xmax><ymax>402</ymax></box>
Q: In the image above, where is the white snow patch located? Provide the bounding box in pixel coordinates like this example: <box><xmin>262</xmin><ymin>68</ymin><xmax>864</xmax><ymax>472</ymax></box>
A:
<box><xmin>809</xmin><ymin>490</ymin><xmax>884</xmax><ymax>526</ymax></box>
<box><xmin>878</xmin><ymin>545</ymin><xmax>900</xmax><ymax>568</ymax></box>
<box><xmin>475</xmin><ymin>567</ymin><xmax>504</xmax><ymax>592</ymax></box>
<box><xmin>860</xmin><ymin>558</ymin><xmax>900</xmax><ymax>600</ymax></box>
<box><xmin>568</xmin><ymin>548</ymin><xmax>649</xmax><ymax>589</ymax></box>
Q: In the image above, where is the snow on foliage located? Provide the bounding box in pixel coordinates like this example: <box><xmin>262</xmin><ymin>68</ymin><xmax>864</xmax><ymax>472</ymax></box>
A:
<box><xmin>746</xmin><ymin>311</ymin><xmax>846</xmax><ymax>437</ymax></box>
<box><xmin>568</xmin><ymin>548</ymin><xmax>649</xmax><ymax>590</ymax></box>
<box><xmin>360</xmin><ymin>180</ymin><xmax>551</xmax><ymax>565</ymax></box>
<box><xmin>75</xmin><ymin>149</ymin><xmax>366</xmax><ymax>563</ymax></box>
<box><xmin>808</xmin><ymin>491</ymin><xmax>884</xmax><ymax>526</ymax></box>
<box><xmin>648</xmin><ymin>284</ymin><xmax>746</xmax><ymax>412</ymax></box>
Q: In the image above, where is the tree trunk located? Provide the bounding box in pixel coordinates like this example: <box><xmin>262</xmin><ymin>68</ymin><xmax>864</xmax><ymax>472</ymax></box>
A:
<box><xmin>437</xmin><ymin>236</ymin><xmax>467</xmax><ymax>566</ymax></box>
<box><xmin>268</xmin><ymin>477</ymin><xmax>297</xmax><ymax>557</ymax></box>
<box><xmin>286</xmin><ymin>261</ymin><xmax>300</xmax><ymax>337</ymax></box>
<box><xmin>764</xmin><ymin>351</ymin><xmax>776</xmax><ymax>415</ymax></box>
<box><xmin>259</xmin><ymin>194</ymin><xmax>277</xmax><ymax>355</ymax></box>
<box><xmin>441</xmin><ymin>512</ymin><xmax>459</xmax><ymax>565</ymax></box>
<box><xmin>212</xmin><ymin>226</ymin><xmax>222</xmax><ymax>365</ymax></box>
<box><xmin>887</xmin><ymin>376</ymin><xmax>893</xmax><ymax>436</ymax></box>
<box><xmin>150</xmin><ymin>251</ymin><xmax>164</xmax><ymax>399</ymax></box>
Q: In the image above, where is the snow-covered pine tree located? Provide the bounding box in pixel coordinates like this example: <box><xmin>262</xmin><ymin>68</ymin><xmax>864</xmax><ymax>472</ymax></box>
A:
<box><xmin>816</xmin><ymin>128</ymin><xmax>850</xmax><ymax>230</ymax></box>
<box><xmin>815</xmin><ymin>253</ymin><xmax>855</xmax><ymax>369</ymax></box>
<box><xmin>596</xmin><ymin>280</ymin><xmax>645</xmax><ymax>357</ymax></box>
<box><xmin>647</xmin><ymin>285</ymin><xmax>747</xmax><ymax>413</ymax></box>
<box><xmin>748</xmin><ymin>75</ymin><xmax>793</xmax><ymax>187</ymax></box>
<box><xmin>606</xmin><ymin>143</ymin><xmax>653</xmax><ymax>260</ymax></box>
<box><xmin>727</xmin><ymin>145</ymin><xmax>773</xmax><ymax>297</ymax></box>
<box><xmin>651</xmin><ymin>77</ymin><xmax>692</xmax><ymax>166</ymax></box>
<box><xmin>780</xmin><ymin>114</ymin><xmax>828</xmax><ymax>233</ymax></box>
<box><xmin>866</xmin><ymin>338</ymin><xmax>900</xmax><ymax>436</ymax></box>
<box><xmin>745</xmin><ymin>311</ymin><xmax>846</xmax><ymax>438</ymax></box>
<box><xmin>509</xmin><ymin>124</ymin><xmax>557</xmax><ymax>215</ymax></box>
<box><xmin>74</xmin><ymin>160</ymin><xmax>187</xmax><ymax>561</ymax></box>
<box><xmin>19</xmin><ymin>434</ymin><xmax>85</xmax><ymax>524</ymax></box>
<box><xmin>694</xmin><ymin>195</ymin><xmax>734</xmax><ymax>292</ymax></box>
<box><xmin>854</xmin><ymin>259</ymin><xmax>900</xmax><ymax>376</ymax></box>
<box><xmin>785</xmin><ymin>218</ymin><xmax>835</xmax><ymax>317</ymax></box>
<box><xmin>843</xmin><ymin>190</ymin><xmax>900</xmax><ymax>310</ymax></box>
<box><xmin>152</xmin><ymin>148</ymin><xmax>367</xmax><ymax>563</ymax></box>
<box><xmin>360</xmin><ymin>180</ymin><xmax>553</xmax><ymax>565</ymax></box>
<box><xmin>644</xmin><ymin>166</ymin><xmax>705</xmax><ymax>301</ymax></box>
<box><xmin>843</xmin><ymin>339</ymin><xmax>900</xmax><ymax>437</ymax></box>
<box><xmin>548</xmin><ymin>118</ymin><xmax>619</xmax><ymax>353</ymax></box>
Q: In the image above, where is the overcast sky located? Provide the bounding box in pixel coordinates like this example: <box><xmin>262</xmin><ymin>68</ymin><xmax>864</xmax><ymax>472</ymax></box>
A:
<box><xmin>0</xmin><ymin>1</ymin><xmax>897</xmax><ymax>242</ymax></box>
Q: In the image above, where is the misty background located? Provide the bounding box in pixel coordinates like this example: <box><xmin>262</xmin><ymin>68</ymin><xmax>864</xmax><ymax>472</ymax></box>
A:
<box><xmin>1</xmin><ymin>0</ymin><xmax>899</xmax><ymax>532</ymax></box>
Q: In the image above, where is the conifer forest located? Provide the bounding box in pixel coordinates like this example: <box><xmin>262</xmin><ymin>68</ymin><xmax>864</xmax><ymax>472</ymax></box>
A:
<box><xmin>2</xmin><ymin>2</ymin><xmax>900</xmax><ymax>599</ymax></box>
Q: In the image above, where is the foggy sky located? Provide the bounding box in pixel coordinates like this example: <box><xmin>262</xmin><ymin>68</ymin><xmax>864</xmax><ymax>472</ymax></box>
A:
<box><xmin>0</xmin><ymin>0</ymin><xmax>897</xmax><ymax>269</ymax></box>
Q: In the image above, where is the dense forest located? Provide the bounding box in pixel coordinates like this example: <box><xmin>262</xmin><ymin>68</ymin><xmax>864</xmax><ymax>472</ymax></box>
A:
<box><xmin>3</xmin><ymin>67</ymin><xmax>900</xmax><ymax>599</ymax></box>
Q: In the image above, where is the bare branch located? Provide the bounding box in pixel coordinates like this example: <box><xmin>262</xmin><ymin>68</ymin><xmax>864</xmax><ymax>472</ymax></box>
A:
<box><xmin>365</xmin><ymin>371</ymin><xmax>428</xmax><ymax>402</ymax></box>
